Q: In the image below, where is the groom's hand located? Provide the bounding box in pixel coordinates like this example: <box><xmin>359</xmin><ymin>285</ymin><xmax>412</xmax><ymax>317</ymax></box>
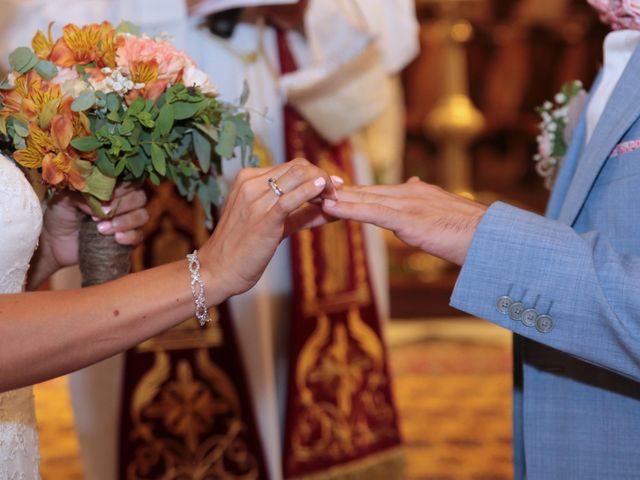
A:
<box><xmin>321</xmin><ymin>177</ymin><xmax>488</xmax><ymax>265</ymax></box>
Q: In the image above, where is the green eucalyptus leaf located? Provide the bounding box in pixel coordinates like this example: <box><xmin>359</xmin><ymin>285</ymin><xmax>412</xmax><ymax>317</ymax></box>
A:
<box><xmin>150</xmin><ymin>143</ymin><xmax>166</xmax><ymax>175</ymax></box>
<box><xmin>116</xmin><ymin>21</ymin><xmax>141</xmax><ymax>36</ymax></box>
<box><xmin>12</xmin><ymin>119</ymin><xmax>29</xmax><ymax>138</ymax></box>
<box><xmin>106</xmin><ymin>92</ymin><xmax>121</xmax><ymax>113</ymax></box>
<box><xmin>0</xmin><ymin>78</ymin><xmax>14</xmax><ymax>90</ymax></box>
<box><xmin>34</xmin><ymin>60</ymin><xmax>58</xmax><ymax>80</ymax></box>
<box><xmin>71</xmin><ymin>90</ymin><xmax>97</xmax><ymax>112</ymax></box>
<box><xmin>215</xmin><ymin>119</ymin><xmax>237</xmax><ymax>159</ymax></box>
<box><xmin>71</xmin><ymin>135</ymin><xmax>101</xmax><ymax>152</ymax></box>
<box><xmin>193</xmin><ymin>122</ymin><xmax>218</xmax><ymax>142</ymax></box>
<box><xmin>193</xmin><ymin>130</ymin><xmax>212</xmax><ymax>173</ymax></box>
<box><xmin>9</xmin><ymin>47</ymin><xmax>37</xmax><ymax>73</ymax></box>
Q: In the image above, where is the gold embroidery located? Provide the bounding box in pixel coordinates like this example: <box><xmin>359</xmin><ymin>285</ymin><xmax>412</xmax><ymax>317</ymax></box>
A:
<box><xmin>320</xmin><ymin>221</ymin><xmax>349</xmax><ymax>296</ymax></box>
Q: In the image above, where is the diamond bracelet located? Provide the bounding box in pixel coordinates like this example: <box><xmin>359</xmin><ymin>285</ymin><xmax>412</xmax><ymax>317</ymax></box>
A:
<box><xmin>186</xmin><ymin>250</ymin><xmax>212</xmax><ymax>327</ymax></box>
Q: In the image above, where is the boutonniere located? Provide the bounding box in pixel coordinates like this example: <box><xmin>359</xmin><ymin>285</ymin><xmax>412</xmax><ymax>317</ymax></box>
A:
<box><xmin>534</xmin><ymin>80</ymin><xmax>585</xmax><ymax>189</ymax></box>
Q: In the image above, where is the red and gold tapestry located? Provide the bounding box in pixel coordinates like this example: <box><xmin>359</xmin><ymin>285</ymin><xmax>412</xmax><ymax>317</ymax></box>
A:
<box><xmin>118</xmin><ymin>186</ymin><xmax>269</xmax><ymax>480</ymax></box>
<box><xmin>277</xmin><ymin>32</ymin><xmax>404</xmax><ymax>480</ymax></box>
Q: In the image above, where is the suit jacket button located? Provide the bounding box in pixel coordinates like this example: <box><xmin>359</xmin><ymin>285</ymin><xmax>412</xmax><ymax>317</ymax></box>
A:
<box><xmin>536</xmin><ymin>314</ymin><xmax>554</xmax><ymax>333</ymax></box>
<box><xmin>521</xmin><ymin>309</ymin><xmax>538</xmax><ymax>327</ymax></box>
<box><xmin>509</xmin><ymin>302</ymin><xmax>525</xmax><ymax>321</ymax></box>
<box><xmin>496</xmin><ymin>295</ymin><xmax>513</xmax><ymax>314</ymax></box>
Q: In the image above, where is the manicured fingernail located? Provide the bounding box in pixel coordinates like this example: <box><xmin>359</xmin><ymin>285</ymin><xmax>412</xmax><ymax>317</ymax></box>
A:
<box><xmin>324</xmin><ymin>199</ymin><xmax>337</xmax><ymax>208</ymax></box>
<box><xmin>102</xmin><ymin>205</ymin><xmax>112</xmax><ymax>215</ymax></box>
<box><xmin>314</xmin><ymin>177</ymin><xmax>326</xmax><ymax>188</ymax></box>
<box><xmin>114</xmin><ymin>232</ymin><xmax>125</xmax><ymax>242</ymax></box>
<box><xmin>97</xmin><ymin>221</ymin><xmax>112</xmax><ymax>234</ymax></box>
<box><xmin>331</xmin><ymin>175</ymin><xmax>344</xmax><ymax>185</ymax></box>
<box><xmin>91</xmin><ymin>216</ymin><xmax>100</xmax><ymax>222</ymax></box>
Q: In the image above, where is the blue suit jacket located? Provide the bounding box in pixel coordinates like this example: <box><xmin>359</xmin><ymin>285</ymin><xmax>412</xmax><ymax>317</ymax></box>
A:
<box><xmin>451</xmin><ymin>45</ymin><xmax>640</xmax><ymax>479</ymax></box>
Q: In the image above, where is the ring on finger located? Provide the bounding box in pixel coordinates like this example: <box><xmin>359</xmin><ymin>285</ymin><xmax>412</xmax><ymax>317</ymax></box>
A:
<box><xmin>268</xmin><ymin>177</ymin><xmax>285</xmax><ymax>197</ymax></box>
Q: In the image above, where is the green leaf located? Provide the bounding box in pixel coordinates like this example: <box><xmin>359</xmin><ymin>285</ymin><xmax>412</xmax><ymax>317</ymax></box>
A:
<box><xmin>128</xmin><ymin>153</ymin><xmax>146</xmax><ymax>177</ymax></box>
<box><xmin>71</xmin><ymin>90</ymin><xmax>97</xmax><ymax>112</ymax></box>
<box><xmin>193</xmin><ymin>130</ymin><xmax>212</xmax><ymax>173</ymax></box>
<box><xmin>107</xmin><ymin>110</ymin><xmax>121</xmax><ymax>122</ymax></box>
<box><xmin>150</xmin><ymin>143</ymin><xmax>166</xmax><ymax>176</ymax></box>
<box><xmin>215</xmin><ymin>119</ymin><xmax>237</xmax><ymax>159</ymax></box>
<box><xmin>81</xmin><ymin>164</ymin><xmax>117</xmax><ymax>201</ymax></box>
<box><xmin>96</xmin><ymin>149</ymin><xmax>116</xmax><ymax>176</ymax></box>
<box><xmin>239</xmin><ymin>79</ymin><xmax>250</xmax><ymax>106</ymax></box>
<box><xmin>127</xmin><ymin>97</ymin><xmax>145</xmax><ymax>116</ymax></box>
<box><xmin>38</xmin><ymin>98</ymin><xmax>61</xmax><ymax>129</ymax></box>
<box><xmin>71</xmin><ymin>135</ymin><xmax>101</xmax><ymax>152</ymax></box>
<box><xmin>106</xmin><ymin>92</ymin><xmax>121</xmax><ymax>113</ymax></box>
<box><xmin>9</xmin><ymin>47</ymin><xmax>38</xmax><ymax>74</ymax></box>
<box><xmin>157</xmin><ymin>104</ymin><xmax>174</xmax><ymax>136</ymax></box>
<box><xmin>172</xmin><ymin>100</ymin><xmax>204</xmax><ymax>120</ymax></box>
<box><xmin>137</xmin><ymin>111</ymin><xmax>155</xmax><ymax>128</ymax></box>
<box><xmin>149</xmin><ymin>171</ymin><xmax>160</xmax><ymax>186</ymax></box>
<box><xmin>116</xmin><ymin>21</ymin><xmax>141</xmax><ymax>36</ymax></box>
<box><xmin>115</xmin><ymin>157</ymin><xmax>127</xmax><ymax>176</ymax></box>
<box><xmin>12</xmin><ymin>119</ymin><xmax>29</xmax><ymax>138</ymax></box>
<box><xmin>34</xmin><ymin>60</ymin><xmax>58</xmax><ymax>80</ymax></box>
<box><xmin>0</xmin><ymin>78</ymin><xmax>14</xmax><ymax>90</ymax></box>
<box><xmin>118</xmin><ymin>117</ymin><xmax>135</xmax><ymax>136</ymax></box>
<box><xmin>193</xmin><ymin>122</ymin><xmax>218</xmax><ymax>142</ymax></box>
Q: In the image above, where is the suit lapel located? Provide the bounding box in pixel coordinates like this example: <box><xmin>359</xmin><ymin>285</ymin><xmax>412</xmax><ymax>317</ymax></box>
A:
<box><xmin>558</xmin><ymin>44</ymin><xmax>640</xmax><ymax>225</ymax></box>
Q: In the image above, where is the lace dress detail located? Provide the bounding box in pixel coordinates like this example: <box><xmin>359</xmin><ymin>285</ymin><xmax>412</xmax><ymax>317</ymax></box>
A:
<box><xmin>0</xmin><ymin>155</ymin><xmax>43</xmax><ymax>479</ymax></box>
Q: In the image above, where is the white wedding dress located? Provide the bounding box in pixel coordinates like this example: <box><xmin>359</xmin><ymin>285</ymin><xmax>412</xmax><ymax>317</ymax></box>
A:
<box><xmin>0</xmin><ymin>155</ymin><xmax>43</xmax><ymax>479</ymax></box>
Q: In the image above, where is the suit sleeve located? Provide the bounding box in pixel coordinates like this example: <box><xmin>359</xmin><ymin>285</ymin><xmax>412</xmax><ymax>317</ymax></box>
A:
<box><xmin>450</xmin><ymin>201</ymin><xmax>640</xmax><ymax>381</ymax></box>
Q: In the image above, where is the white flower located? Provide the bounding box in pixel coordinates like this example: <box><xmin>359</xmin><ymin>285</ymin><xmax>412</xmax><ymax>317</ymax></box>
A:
<box><xmin>543</xmin><ymin>101</ymin><xmax>553</xmax><ymax>110</ymax></box>
<box><xmin>554</xmin><ymin>93</ymin><xmax>567</xmax><ymax>104</ymax></box>
<box><xmin>182</xmin><ymin>63</ymin><xmax>218</xmax><ymax>95</ymax></box>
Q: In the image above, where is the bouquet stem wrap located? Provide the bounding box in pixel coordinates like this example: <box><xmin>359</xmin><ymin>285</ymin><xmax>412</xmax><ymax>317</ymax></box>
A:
<box><xmin>78</xmin><ymin>214</ymin><xmax>132</xmax><ymax>287</ymax></box>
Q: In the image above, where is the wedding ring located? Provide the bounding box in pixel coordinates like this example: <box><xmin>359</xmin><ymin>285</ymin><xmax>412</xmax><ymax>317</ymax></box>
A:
<box><xmin>268</xmin><ymin>177</ymin><xmax>285</xmax><ymax>197</ymax></box>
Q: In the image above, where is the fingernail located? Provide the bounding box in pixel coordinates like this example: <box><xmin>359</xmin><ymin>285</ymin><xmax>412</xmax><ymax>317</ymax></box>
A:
<box><xmin>114</xmin><ymin>232</ymin><xmax>125</xmax><ymax>242</ymax></box>
<box><xmin>331</xmin><ymin>175</ymin><xmax>344</xmax><ymax>185</ymax></box>
<box><xmin>102</xmin><ymin>205</ymin><xmax>112</xmax><ymax>215</ymax></box>
<box><xmin>97</xmin><ymin>221</ymin><xmax>112</xmax><ymax>234</ymax></box>
<box><xmin>314</xmin><ymin>177</ymin><xmax>326</xmax><ymax>188</ymax></box>
<box><xmin>91</xmin><ymin>216</ymin><xmax>100</xmax><ymax>222</ymax></box>
<box><xmin>324</xmin><ymin>199</ymin><xmax>337</xmax><ymax>208</ymax></box>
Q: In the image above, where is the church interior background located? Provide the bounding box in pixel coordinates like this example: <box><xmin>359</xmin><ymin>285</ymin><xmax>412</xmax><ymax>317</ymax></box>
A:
<box><xmin>2</xmin><ymin>0</ymin><xmax>608</xmax><ymax>478</ymax></box>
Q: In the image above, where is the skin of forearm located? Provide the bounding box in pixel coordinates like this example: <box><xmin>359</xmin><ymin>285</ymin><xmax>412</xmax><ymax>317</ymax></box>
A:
<box><xmin>0</xmin><ymin>260</ymin><xmax>226</xmax><ymax>393</ymax></box>
<box><xmin>26</xmin><ymin>235</ymin><xmax>61</xmax><ymax>291</ymax></box>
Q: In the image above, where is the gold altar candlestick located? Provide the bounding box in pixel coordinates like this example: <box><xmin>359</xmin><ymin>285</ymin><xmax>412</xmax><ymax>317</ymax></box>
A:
<box><xmin>423</xmin><ymin>0</ymin><xmax>485</xmax><ymax>198</ymax></box>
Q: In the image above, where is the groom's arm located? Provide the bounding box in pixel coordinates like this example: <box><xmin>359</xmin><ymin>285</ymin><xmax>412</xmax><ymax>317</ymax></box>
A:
<box><xmin>322</xmin><ymin>181</ymin><xmax>640</xmax><ymax>382</ymax></box>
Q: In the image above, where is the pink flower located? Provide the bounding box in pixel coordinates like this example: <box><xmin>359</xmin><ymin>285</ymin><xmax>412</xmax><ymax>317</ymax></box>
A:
<box><xmin>116</xmin><ymin>35</ymin><xmax>191</xmax><ymax>85</ymax></box>
<box><xmin>182</xmin><ymin>62</ymin><xmax>217</xmax><ymax>95</ymax></box>
<box><xmin>587</xmin><ymin>0</ymin><xmax>640</xmax><ymax>30</ymax></box>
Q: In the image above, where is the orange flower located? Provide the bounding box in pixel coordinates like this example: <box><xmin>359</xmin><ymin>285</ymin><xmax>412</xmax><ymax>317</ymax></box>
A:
<box><xmin>42</xmin><ymin>151</ymin><xmax>86</xmax><ymax>189</ymax></box>
<box><xmin>13</xmin><ymin>123</ymin><xmax>55</xmax><ymax>168</ymax></box>
<box><xmin>0</xmin><ymin>70</ymin><xmax>62</xmax><ymax>123</ymax></box>
<box><xmin>32</xmin><ymin>22</ymin><xmax>55</xmax><ymax>59</ymax></box>
<box><xmin>50</xmin><ymin>22</ymin><xmax>117</xmax><ymax>68</ymax></box>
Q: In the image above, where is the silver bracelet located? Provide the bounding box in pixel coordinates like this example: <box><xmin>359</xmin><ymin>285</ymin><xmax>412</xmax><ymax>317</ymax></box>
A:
<box><xmin>186</xmin><ymin>250</ymin><xmax>212</xmax><ymax>327</ymax></box>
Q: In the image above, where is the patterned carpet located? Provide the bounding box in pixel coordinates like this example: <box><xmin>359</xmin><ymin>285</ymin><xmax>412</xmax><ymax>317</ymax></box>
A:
<box><xmin>34</xmin><ymin>319</ymin><xmax>513</xmax><ymax>480</ymax></box>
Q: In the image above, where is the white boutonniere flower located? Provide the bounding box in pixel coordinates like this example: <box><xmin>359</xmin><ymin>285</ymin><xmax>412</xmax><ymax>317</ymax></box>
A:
<box><xmin>534</xmin><ymin>80</ymin><xmax>586</xmax><ymax>189</ymax></box>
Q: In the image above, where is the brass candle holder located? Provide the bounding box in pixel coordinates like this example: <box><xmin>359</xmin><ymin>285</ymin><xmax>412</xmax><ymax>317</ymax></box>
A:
<box><xmin>422</xmin><ymin>0</ymin><xmax>486</xmax><ymax>198</ymax></box>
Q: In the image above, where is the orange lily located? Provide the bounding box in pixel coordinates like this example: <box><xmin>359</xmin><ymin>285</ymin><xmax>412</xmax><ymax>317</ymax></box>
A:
<box><xmin>32</xmin><ymin>22</ymin><xmax>55</xmax><ymax>59</ymax></box>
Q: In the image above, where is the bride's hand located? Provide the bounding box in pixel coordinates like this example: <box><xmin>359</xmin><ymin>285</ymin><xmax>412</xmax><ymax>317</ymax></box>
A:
<box><xmin>200</xmin><ymin>158</ymin><xmax>336</xmax><ymax>300</ymax></box>
<box><xmin>38</xmin><ymin>183</ymin><xmax>149</xmax><ymax>271</ymax></box>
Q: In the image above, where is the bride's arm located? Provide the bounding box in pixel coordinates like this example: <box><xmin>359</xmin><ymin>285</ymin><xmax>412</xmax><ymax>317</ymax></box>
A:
<box><xmin>0</xmin><ymin>159</ymin><xmax>335</xmax><ymax>393</ymax></box>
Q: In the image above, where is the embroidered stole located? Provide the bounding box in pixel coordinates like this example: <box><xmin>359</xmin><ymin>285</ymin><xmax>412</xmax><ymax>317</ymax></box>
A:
<box><xmin>118</xmin><ymin>185</ymin><xmax>269</xmax><ymax>479</ymax></box>
<box><xmin>277</xmin><ymin>32</ymin><xmax>404</xmax><ymax>480</ymax></box>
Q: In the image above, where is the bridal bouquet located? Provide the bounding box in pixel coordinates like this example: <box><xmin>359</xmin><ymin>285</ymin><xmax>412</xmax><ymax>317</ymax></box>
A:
<box><xmin>0</xmin><ymin>21</ymin><xmax>254</xmax><ymax>229</ymax></box>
